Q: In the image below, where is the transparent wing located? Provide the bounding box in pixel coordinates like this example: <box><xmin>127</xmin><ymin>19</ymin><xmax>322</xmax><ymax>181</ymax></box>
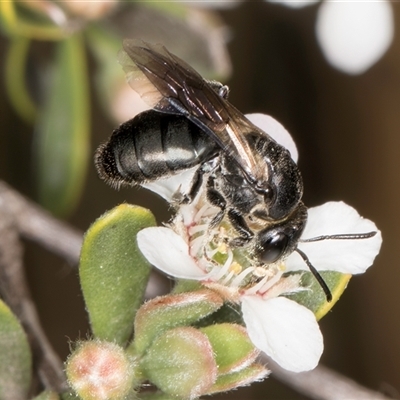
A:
<box><xmin>119</xmin><ymin>39</ymin><xmax>267</xmax><ymax>180</ymax></box>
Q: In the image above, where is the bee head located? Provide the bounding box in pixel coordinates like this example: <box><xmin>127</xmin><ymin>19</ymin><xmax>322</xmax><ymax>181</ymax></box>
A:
<box><xmin>254</xmin><ymin>203</ymin><xmax>307</xmax><ymax>265</ymax></box>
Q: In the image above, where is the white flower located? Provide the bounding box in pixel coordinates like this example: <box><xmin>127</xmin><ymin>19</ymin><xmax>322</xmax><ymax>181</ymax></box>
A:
<box><xmin>268</xmin><ymin>0</ymin><xmax>318</xmax><ymax>9</ymax></box>
<box><xmin>136</xmin><ymin>114</ymin><xmax>382</xmax><ymax>372</ymax></box>
<box><xmin>137</xmin><ymin>200</ymin><xmax>381</xmax><ymax>372</ymax></box>
<box><xmin>316</xmin><ymin>0</ymin><xmax>394</xmax><ymax>75</ymax></box>
<box><xmin>268</xmin><ymin>0</ymin><xmax>394</xmax><ymax>74</ymax></box>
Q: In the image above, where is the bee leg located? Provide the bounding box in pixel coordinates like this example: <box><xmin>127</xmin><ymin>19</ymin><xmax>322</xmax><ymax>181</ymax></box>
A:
<box><xmin>207</xmin><ymin>190</ymin><xmax>226</xmax><ymax>228</ymax></box>
<box><xmin>227</xmin><ymin>209</ymin><xmax>254</xmax><ymax>247</ymax></box>
<box><xmin>206</xmin><ymin>80</ymin><xmax>230</xmax><ymax>99</ymax></box>
<box><xmin>180</xmin><ymin>164</ymin><xmax>208</xmax><ymax>204</ymax></box>
<box><xmin>206</xmin><ymin>177</ymin><xmax>227</xmax><ymax>228</ymax></box>
<box><xmin>205</xmin><ymin>177</ymin><xmax>254</xmax><ymax>246</ymax></box>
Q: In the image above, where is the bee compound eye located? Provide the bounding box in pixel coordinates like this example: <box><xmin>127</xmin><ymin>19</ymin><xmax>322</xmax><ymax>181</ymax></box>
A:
<box><xmin>257</xmin><ymin>232</ymin><xmax>289</xmax><ymax>264</ymax></box>
<box><xmin>263</xmin><ymin>187</ymin><xmax>273</xmax><ymax>203</ymax></box>
<box><xmin>254</xmin><ymin>182</ymin><xmax>273</xmax><ymax>204</ymax></box>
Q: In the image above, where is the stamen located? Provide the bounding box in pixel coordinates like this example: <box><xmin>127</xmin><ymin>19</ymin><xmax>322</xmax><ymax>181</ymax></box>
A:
<box><xmin>253</xmin><ymin>266</ymin><xmax>271</xmax><ymax>278</ymax></box>
<box><xmin>246</xmin><ymin>270</ymin><xmax>284</xmax><ymax>295</ymax></box>
<box><xmin>245</xmin><ymin>274</ymin><xmax>271</xmax><ymax>295</ymax></box>
<box><xmin>206</xmin><ymin>248</ymin><xmax>234</xmax><ymax>281</ymax></box>
<box><xmin>194</xmin><ymin>203</ymin><xmax>216</xmax><ymax>223</ymax></box>
<box><xmin>203</xmin><ymin>207</ymin><xmax>219</xmax><ymax>217</ymax></box>
<box><xmin>230</xmin><ymin>266</ymin><xmax>257</xmax><ymax>287</ymax></box>
<box><xmin>205</xmin><ymin>247</ymin><xmax>220</xmax><ymax>258</ymax></box>
<box><xmin>220</xmin><ymin>271</ymin><xmax>235</xmax><ymax>285</ymax></box>
<box><xmin>217</xmin><ymin>242</ymin><xmax>228</xmax><ymax>254</ymax></box>
<box><xmin>189</xmin><ymin>223</ymin><xmax>208</xmax><ymax>235</ymax></box>
<box><xmin>229</xmin><ymin>262</ymin><xmax>242</xmax><ymax>275</ymax></box>
<box><xmin>190</xmin><ymin>234</ymin><xmax>206</xmax><ymax>257</ymax></box>
<box><xmin>259</xmin><ymin>270</ymin><xmax>285</xmax><ymax>295</ymax></box>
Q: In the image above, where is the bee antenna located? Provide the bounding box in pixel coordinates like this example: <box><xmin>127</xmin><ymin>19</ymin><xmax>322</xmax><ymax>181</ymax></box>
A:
<box><xmin>301</xmin><ymin>231</ymin><xmax>376</xmax><ymax>243</ymax></box>
<box><xmin>295</xmin><ymin>248</ymin><xmax>333</xmax><ymax>302</ymax></box>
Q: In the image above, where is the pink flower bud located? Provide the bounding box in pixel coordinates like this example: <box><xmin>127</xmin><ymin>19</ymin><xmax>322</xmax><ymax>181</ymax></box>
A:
<box><xmin>66</xmin><ymin>340</ymin><xmax>135</xmax><ymax>400</ymax></box>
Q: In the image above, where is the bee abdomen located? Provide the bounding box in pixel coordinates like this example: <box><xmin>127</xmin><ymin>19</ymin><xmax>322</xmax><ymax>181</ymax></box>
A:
<box><xmin>95</xmin><ymin>110</ymin><xmax>218</xmax><ymax>188</ymax></box>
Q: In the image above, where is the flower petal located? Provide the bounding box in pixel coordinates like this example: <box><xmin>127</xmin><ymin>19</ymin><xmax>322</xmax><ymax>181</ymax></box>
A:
<box><xmin>286</xmin><ymin>201</ymin><xmax>382</xmax><ymax>274</ymax></box>
<box><xmin>137</xmin><ymin>227</ymin><xmax>205</xmax><ymax>279</ymax></box>
<box><xmin>246</xmin><ymin>113</ymin><xmax>298</xmax><ymax>163</ymax></box>
<box><xmin>316</xmin><ymin>0</ymin><xmax>394</xmax><ymax>74</ymax></box>
<box><xmin>142</xmin><ymin>167</ymin><xmax>198</xmax><ymax>203</ymax></box>
<box><xmin>241</xmin><ymin>296</ymin><xmax>323</xmax><ymax>372</ymax></box>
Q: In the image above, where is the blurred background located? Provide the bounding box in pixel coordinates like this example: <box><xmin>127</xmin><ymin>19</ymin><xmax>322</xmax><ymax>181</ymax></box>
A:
<box><xmin>0</xmin><ymin>1</ymin><xmax>399</xmax><ymax>398</ymax></box>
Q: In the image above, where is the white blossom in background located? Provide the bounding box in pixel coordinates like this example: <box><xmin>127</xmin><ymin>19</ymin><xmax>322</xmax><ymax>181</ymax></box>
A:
<box><xmin>268</xmin><ymin>0</ymin><xmax>394</xmax><ymax>74</ymax></box>
<box><xmin>136</xmin><ymin>113</ymin><xmax>382</xmax><ymax>372</ymax></box>
<box><xmin>269</xmin><ymin>0</ymin><xmax>318</xmax><ymax>9</ymax></box>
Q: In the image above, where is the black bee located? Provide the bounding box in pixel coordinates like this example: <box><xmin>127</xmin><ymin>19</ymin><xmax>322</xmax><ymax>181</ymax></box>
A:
<box><xmin>95</xmin><ymin>40</ymin><xmax>376</xmax><ymax>301</ymax></box>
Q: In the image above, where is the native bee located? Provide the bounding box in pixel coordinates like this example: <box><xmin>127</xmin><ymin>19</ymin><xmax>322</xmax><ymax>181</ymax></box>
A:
<box><xmin>95</xmin><ymin>40</ymin><xmax>376</xmax><ymax>301</ymax></box>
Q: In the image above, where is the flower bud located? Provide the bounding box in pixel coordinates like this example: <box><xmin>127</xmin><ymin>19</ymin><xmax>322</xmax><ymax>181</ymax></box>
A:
<box><xmin>66</xmin><ymin>340</ymin><xmax>135</xmax><ymax>400</ymax></box>
<box><xmin>140</xmin><ymin>327</ymin><xmax>218</xmax><ymax>399</ymax></box>
<box><xmin>207</xmin><ymin>364</ymin><xmax>269</xmax><ymax>395</ymax></box>
<box><xmin>133</xmin><ymin>290</ymin><xmax>223</xmax><ymax>355</ymax></box>
<box><xmin>200</xmin><ymin>324</ymin><xmax>260</xmax><ymax>374</ymax></box>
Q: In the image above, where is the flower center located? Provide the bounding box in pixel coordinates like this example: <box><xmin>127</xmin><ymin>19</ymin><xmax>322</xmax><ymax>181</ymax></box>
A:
<box><xmin>181</xmin><ymin>202</ymin><xmax>287</xmax><ymax>293</ymax></box>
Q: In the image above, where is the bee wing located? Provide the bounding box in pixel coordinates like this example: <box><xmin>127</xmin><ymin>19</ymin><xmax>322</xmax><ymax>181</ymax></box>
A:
<box><xmin>119</xmin><ymin>39</ymin><xmax>262</xmax><ymax>180</ymax></box>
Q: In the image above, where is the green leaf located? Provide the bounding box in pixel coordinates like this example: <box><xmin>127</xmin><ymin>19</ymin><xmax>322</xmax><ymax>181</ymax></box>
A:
<box><xmin>4</xmin><ymin>35</ymin><xmax>36</xmax><ymax>124</ymax></box>
<box><xmin>207</xmin><ymin>364</ymin><xmax>269</xmax><ymax>395</ymax></box>
<box><xmin>138</xmin><ymin>393</ymin><xmax>178</xmax><ymax>400</ymax></box>
<box><xmin>139</xmin><ymin>1</ymin><xmax>188</xmax><ymax>19</ymax></box>
<box><xmin>132</xmin><ymin>290</ymin><xmax>223</xmax><ymax>355</ymax></box>
<box><xmin>0</xmin><ymin>0</ymin><xmax>67</xmax><ymax>40</ymax></box>
<box><xmin>80</xmin><ymin>204</ymin><xmax>156</xmax><ymax>346</ymax></box>
<box><xmin>200</xmin><ymin>324</ymin><xmax>258</xmax><ymax>375</ymax></box>
<box><xmin>172</xmin><ymin>279</ymin><xmax>203</xmax><ymax>294</ymax></box>
<box><xmin>35</xmin><ymin>33</ymin><xmax>90</xmax><ymax>216</ymax></box>
<box><xmin>285</xmin><ymin>271</ymin><xmax>351</xmax><ymax>320</ymax></box>
<box><xmin>60</xmin><ymin>389</ymin><xmax>82</xmax><ymax>400</ymax></box>
<box><xmin>0</xmin><ymin>299</ymin><xmax>32</xmax><ymax>400</ymax></box>
<box><xmin>140</xmin><ymin>327</ymin><xmax>217</xmax><ymax>399</ymax></box>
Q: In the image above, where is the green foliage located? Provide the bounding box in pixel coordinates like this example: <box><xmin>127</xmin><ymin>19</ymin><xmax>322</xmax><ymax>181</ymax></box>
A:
<box><xmin>200</xmin><ymin>324</ymin><xmax>258</xmax><ymax>375</ymax></box>
<box><xmin>139</xmin><ymin>393</ymin><xmax>180</xmax><ymax>400</ymax></box>
<box><xmin>33</xmin><ymin>391</ymin><xmax>60</xmax><ymax>400</ymax></box>
<box><xmin>132</xmin><ymin>290</ymin><xmax>224</xmax><ymax>356</ymax></box>
<box><xmin>35</xmin><ymin>33</ymin><xmax>90</xmax><ymax>216</ymax></box>
<box><xmin>4</xmin><ymin>36</ymin><xmax>36</xmax><ymax>123</ymax></box>
<box><xmin>0</xmin><ymin>299</ymin><xmax>32</xmax><ymax>400</ymax></box>
<box><xmin>285</xmin><ymin>271</ymin><xmax>351</xmax><ymax>320</ymax></box>
<box><xmin>80</xmin><ymin>204</ymin><xmax>156</xmax><ymax>346</ymax></box>
<box><xmin>0</xmin><ymin>0</ymin><xmax>67</xmax><ymax>40</ymax></box>
<box><xmin>140</xmin><ymin>327</ymin><xmax>217</xmax><ymax>399</ymax></box>
<box><xmin>208</xmin><ymin>364</ymin><xmax>268</xmax><ymax>395</ymax></box>
<box><xmin>1</xmin><ymin>0</ymin><xmax>232</xmax><ymax>216</ymax></box>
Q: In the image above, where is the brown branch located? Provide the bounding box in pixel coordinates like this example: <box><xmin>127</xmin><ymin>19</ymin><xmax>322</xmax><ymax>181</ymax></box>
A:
<box><xmin>267</xmin><ymin>358</ymin><xmax>393</xmax><ymax>400</ymax></box>
<box><xmin>0</xmin><ymin>208</ymin><xmax>66</xmax><ymax>394</ymax></box>
<box><xmin>0</xmin><ymin>180</ymin><xmax>169</xmax><ymax>298</ymax></box>
<box><xmin>0</xmin><ymin>181</ymin><xmax>82</xmax><ymax>264</ymax></box>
